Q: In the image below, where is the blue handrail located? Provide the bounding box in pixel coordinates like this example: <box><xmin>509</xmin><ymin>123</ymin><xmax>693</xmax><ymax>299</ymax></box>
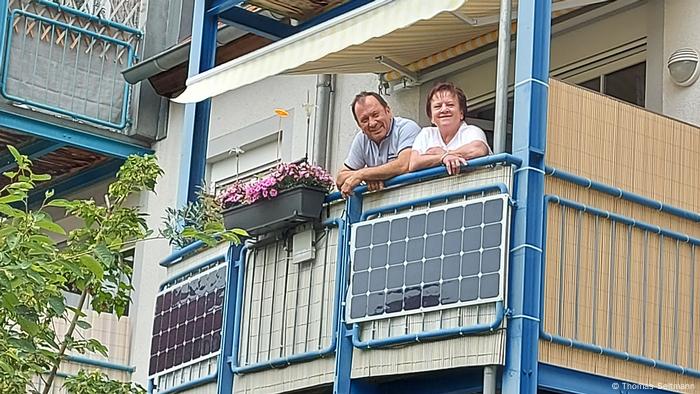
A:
<box><xmin>65</xmin><ymin>354</ymin><xmax>134</xmax><ymax>372</ymax></box>
<box><xmin>326</xmin><ymin>153</ymin><xmax>521</xmax><ymax>202</ymax></box>
<box><xmin>159</xmin><ymin>240</ymin><xmax>209</xmax><ymax>267</ymax></box>
<box><xmin>228</xmin><ymin>219</ymin><xmax>344</xmax><ymax>374</ymax></box>
<box><xmin>545</xmin><ymin>166</ymin><xmax>700</xmax><ymax>223</ymax></box>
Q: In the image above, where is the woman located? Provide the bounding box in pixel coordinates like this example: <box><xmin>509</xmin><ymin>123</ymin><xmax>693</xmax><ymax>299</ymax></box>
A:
<box><xmin>409</xmin><ymin>82</ymin><xmax>491</xmax><ymax>175</ymax></box>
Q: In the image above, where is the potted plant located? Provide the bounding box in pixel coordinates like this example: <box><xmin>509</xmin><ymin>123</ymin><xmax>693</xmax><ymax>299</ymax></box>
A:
<box><xmin>218</xmin><ymin>161</ymin><xmax>334</xmax><ymax>235</ymax></box>
<box><xmin>161</xmin><ymin>187</ymin><xmax>246</xmax><ymax>249</ymax></box>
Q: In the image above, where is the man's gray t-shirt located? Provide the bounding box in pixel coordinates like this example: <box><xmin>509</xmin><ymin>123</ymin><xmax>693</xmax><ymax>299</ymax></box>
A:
<box><xmin>344</xmin><ymin>117</ymin><xmax>421</xmax><ymax>170</ymax></box>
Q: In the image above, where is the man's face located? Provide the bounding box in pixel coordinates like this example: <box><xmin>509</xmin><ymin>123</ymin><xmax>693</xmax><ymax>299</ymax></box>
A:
<box><xmin>354</xmin><ymin>96</ymin><xmax>393</xmax><ymax>144</ymax></box>
<box><xmin>429</xmin><ymin>90</ymin><xmax>463</xmax><ymax>132</ymax></box>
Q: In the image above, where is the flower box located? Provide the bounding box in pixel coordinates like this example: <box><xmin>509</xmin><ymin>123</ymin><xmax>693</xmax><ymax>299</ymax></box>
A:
<box><xmin>222</xmin><ymin>185</ymin><xmax>327</xmax><ymax>235</ymax></box>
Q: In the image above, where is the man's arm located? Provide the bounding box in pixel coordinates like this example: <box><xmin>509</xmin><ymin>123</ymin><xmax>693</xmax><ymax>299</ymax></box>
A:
<box><xmin>336</xmin><ymin>166</ymin><xmax>355</xmax><ymax>189</ymax></box>
<box><xmin>339</xmin><ymin>149</ymin><xmax>412</xmax><ymax>197</ymax></box>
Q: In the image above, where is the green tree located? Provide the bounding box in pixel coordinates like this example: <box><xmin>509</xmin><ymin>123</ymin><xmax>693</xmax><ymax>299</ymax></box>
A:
<box><xmin>0</xmin><ymin>146</ymin><xmax>161</xmax><ymax>393</ymax></box>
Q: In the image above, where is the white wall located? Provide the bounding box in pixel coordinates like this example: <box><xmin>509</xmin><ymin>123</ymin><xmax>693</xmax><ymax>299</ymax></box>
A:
<box><xmin>207</xmin><ymin>75</ymin><xmax>318</xmax><ymax>186</ymax></box>
<box><xmin>662</xmin><ymin>0</ymin><xmax>700</xmax><ymax>126</ymax></box>
<box><xmin>128</xmin><ymin>103</ymin><xmax>185</xmax><ymax>385</ymax></box>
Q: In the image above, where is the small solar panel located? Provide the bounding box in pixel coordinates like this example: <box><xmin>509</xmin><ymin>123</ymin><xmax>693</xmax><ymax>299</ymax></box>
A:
<box><xmin>347</xmin><ymin>194</ymin><xmax>509</xmax><ymax>324</ymax></box>
<box><xmin>149</xmin><ymin>263</ymin><xmax>227</xmax><ymax>377</ymax></box>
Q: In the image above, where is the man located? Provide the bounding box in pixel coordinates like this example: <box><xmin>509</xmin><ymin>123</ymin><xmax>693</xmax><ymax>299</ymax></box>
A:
<box><xmin>336</xmin><ymin>92</ymin><xmax>421</xmax><ymax>198</ymax></box>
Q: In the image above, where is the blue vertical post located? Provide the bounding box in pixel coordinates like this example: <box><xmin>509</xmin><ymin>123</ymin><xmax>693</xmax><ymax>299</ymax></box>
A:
<box><xmin>334</xmin><ymin>194</ymin><xmax>361</xmax><ymax>394</ymax></box>
<box><xmin>178</xmin><ymin>0</ymin><xmax>218</xmax><ymax>206</ymax></box>
<box><xmin>0</xmin><ymin>0</ymin><xmax>8</xmax><ymax>80</ymax></box>
<box><xmin>217</xmin><ymin>243</ymin><xmax>244</xmax><ymax>394</ymax></box>
<box><xmin>502</xmin><ymin>0</ymin><xmax>551</xmax><ymax>393</ymax></box>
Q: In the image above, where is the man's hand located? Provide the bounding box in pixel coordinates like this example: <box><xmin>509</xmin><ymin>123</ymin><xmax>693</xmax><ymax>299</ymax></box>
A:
<box><xmin>442</xmin><ymin>153</ymin><xmax>467</xmax><ymax>175</ymax></box>
<box><xmin>366</xmin><ymin>180</ymin><xmax>384</xmax><ymax>192</ymax></box>
<box><xmin>340</xmin><ymin>171</ymin><xmax>364</xmax><ymax>198</ymax></box>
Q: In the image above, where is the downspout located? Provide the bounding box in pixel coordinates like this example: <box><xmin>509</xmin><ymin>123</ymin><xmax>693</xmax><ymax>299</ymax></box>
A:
<box><xmin>313</xmin><ymin>74</ymin><xmax>333</xmax><ymax>168</ymax></box>
<box><xmin>493</xmin><ymin>0</ymin><xmax>513</xmax><ymax>153</ymax></box>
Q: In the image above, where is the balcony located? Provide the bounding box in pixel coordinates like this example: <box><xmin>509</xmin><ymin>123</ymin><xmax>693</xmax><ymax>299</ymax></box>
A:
<box><xmin>150</xmin><ymin>80</ymin><xmax>700</xmax><ymax>393</ymax></box>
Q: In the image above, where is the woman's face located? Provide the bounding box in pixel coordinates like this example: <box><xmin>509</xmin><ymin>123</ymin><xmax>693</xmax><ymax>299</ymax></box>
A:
<box><xmin>430</xmin><ymin>90</ymin><xmax>463</xmax><ymax>132</ymax></box>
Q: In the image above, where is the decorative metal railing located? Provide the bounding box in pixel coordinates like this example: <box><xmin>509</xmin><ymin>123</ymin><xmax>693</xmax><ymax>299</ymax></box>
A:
<box><xmin>1</xmin><ymin>0</ymin><xmax>142</xmax><ymax>131</ymax></box>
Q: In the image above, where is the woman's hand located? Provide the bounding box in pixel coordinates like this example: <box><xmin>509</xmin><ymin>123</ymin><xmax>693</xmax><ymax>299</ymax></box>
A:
<box><xmin>441</xmin><ymin>153</ymin><xmax>467</xmax><ymax>175</ymax></box>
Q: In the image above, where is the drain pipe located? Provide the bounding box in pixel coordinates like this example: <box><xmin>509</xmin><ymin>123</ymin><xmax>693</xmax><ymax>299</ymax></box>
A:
<box><xmin>313</xmin><ymin>74</ymin><xmax>333</xmax><ymax>167</ymax></box>
<box><xmin>483</xmin><ymin>365</ymin><xmax>497</xmax><ymax>394</ymax></box>
<box><xmin>493</xmin><ymin>0</ymin><xmax>513</xmax><ymax>153</ymax></box>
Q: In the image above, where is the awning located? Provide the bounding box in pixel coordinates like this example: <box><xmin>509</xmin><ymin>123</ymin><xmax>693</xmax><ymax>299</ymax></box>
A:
<box><xmin>174</xmin><ymin>0</ymin><xmax>478</xmax><ymax>103</ymax></box>
<box><xmin>173</xmin><ymin>0</ymin><xmax>579</xmax><ymax>103</ymax></box>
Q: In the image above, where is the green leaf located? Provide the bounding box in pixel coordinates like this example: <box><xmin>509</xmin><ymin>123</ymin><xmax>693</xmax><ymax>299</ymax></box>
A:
<box><xmin>2</xmin><ymin>292</ymin><xmax>19</xmax><ymax>307</ymax></box>
<box><xmin>48</xmin><ymin>295</ymin><xmax>66</xmax><ymax>315</ymax></box>
<box><xmin>94</xmin><ymin>244</ymin><xmax>114</xmax><ymax>266</ymax></box>
<box><xmin>231</xmin><ymin>228</ymin><xmax>249</xmax><ymax>236</ymax></box>
<box><xmin>0</xmin><ymin>203</ymin><xmax>23</xmax><ymax>218</ymax></box>
<box><xmin>36</xmin><ymin>218</ymin><xmax>66</xmax><ymax>235</ymax></box>
<box><xmin>7</xmin><ymin>145</ymin><xmax>21</xmax><ymax>161</ymax></box>
<box><xmin>32</xmin><ymin>173</ymin><xmax>51</xmax><ymax>182</ymax></box>
<box><xmin>16</xmin><ymin>316</ymin><xmax>40</xmax><ymax>336</ymax></box>
<box><xmin>0</xmin><ymin>193</ymin><xmax>23</xmax><ymax>204</ymax></box>
<box><xmin>80</xmin><ymin>255</ymin><xmax>104</xmax><ymax>280</ymax></box>
<box><xmin>75</xmin><ymin>320</ymin><xmax>92</xmax><ymax>330</ymax></box>
<box><xmin>45</xmin><ymin>198</ymin><xmax>71</xmax><ymax>208</ymax></box>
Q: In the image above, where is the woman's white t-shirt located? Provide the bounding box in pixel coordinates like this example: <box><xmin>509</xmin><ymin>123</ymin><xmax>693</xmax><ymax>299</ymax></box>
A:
<box><xmin>412</xmin><ymin>122</ymin><xmax>491</xmax><ymax>154</ymax></box>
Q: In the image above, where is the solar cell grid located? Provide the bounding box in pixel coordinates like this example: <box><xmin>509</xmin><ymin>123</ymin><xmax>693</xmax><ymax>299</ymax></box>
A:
<box><xmin>149</xmin><ymin>263</ymin><xmax>227</xmax><ymax>377</ymax></box>
<box><xmin>347</xmin><ymin>194</ymin><xmax>509</xmax><ymax>323</ymax></box>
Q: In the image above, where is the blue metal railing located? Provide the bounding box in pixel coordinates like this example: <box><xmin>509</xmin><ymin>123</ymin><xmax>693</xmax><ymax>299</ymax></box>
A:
<box><xmin>36</xmin><ymin>0</ymin><xmax>143</xmax><ymax>36</ymax></box>
<box><xmin>1</xmin><ymin>9</ymin><xmax>135</xmax><ymax>129</ymax></box>
<box><xmin>325</xmin><ymin>152</ymin><xmax>522</xmax><ymax>203</ymax></box>
<box><xmin>228</xmin><ymin>219</ymin><xmax>344</xmax><ymax>374</ymax></box>
<box><xmin>148</xmin><ymin>249</ymin><xmax>230</xmax><ymax>394</ymax></box>
<box><xmin>540</xmin><ymin>194</ymin><xmax>700</xmax><ymax>378</ymax></box>
<box><xmin>545</xmin><ymin>166</ymin><xmax>700</xmax><ymax>223</ymax></box>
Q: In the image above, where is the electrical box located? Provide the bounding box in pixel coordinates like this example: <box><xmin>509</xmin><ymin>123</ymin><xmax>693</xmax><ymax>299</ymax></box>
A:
<box><xmin>292</xmin><ymin>226</ymin><xmax>316</xmax><ymax>264</ymax></box>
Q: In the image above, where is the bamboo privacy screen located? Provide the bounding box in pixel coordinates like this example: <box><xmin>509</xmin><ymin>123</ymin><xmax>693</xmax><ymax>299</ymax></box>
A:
<box><xmin>541</xmin><ymin>79</ymin><xmax>700</xmax><ymax>390</ymax></box>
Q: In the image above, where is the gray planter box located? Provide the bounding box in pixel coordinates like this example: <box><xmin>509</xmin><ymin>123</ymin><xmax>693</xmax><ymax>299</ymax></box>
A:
<box><xmin>222</xmin><ymin>186</ymin><xmax>326</xmax><ymax>235</ymax></box>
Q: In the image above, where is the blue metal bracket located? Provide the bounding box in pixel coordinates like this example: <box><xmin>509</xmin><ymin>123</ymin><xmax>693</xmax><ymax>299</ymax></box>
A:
<box><xmin>0</xmin><ymin>109</ymin><xmax>152</xmax><ymax>158</ymax></box>
<box><xmin>218</xmin><ymin>7</ymin><xmax>295</xmax><ymax>40</ymax></box>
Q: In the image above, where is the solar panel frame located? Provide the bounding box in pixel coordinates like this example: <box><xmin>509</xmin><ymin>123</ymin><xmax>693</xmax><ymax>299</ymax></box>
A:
<box><xmin>149</xmin><ymin>262</ymin><xmax>227</xmax><ymax>378</ymax></box>
<box><xmin>346</xmin><ymin>193</ymin><xmax>509</xmax><ymax>324</ymax></box>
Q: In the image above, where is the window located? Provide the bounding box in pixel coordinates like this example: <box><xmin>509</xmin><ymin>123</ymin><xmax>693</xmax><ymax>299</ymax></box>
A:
<box><xmin>577</xmin><ymin>62</ymin><xmax>646</xmax><ymax>107</ymax></box>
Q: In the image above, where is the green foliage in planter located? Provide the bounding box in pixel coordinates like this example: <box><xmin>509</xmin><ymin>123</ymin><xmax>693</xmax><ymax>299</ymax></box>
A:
<box><xmin>0</xmin><ymin>145</ymin><xmax>160</xmax><ymax>393</ymax></box>
<box><xmin>160</xmin><ymin>186</ymin><xmax>247</xmax><ymax>248</ymax></box>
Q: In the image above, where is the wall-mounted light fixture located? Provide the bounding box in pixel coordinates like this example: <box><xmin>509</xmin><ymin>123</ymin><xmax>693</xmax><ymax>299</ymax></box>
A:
<box><xmin>668</xmin><ymin>48</ymin><xmax>700</xmax><ymax>87</ymax></box>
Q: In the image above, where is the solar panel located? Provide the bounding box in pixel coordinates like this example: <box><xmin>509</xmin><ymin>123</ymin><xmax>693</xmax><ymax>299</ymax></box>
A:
<box><xmin>149</xmin><ymin>263</ymin><xmax>227</xmax><ymax>377</ymax></box>
<box><xmin>347</xmin><ymin>194</ymin><xmax>509</xmax><ymax>324</ymax></box>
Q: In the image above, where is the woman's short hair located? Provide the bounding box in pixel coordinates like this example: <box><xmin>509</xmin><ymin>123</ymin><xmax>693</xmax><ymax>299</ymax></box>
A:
<box><xmin>350</xmin><ymin>91</ymin><xmax>390</xmax><ymax>123</ymax></box>
<box><xmin>425</xmin><ymin>82</ymin><xmax>468</xmax><ymax>120</ymax></box>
